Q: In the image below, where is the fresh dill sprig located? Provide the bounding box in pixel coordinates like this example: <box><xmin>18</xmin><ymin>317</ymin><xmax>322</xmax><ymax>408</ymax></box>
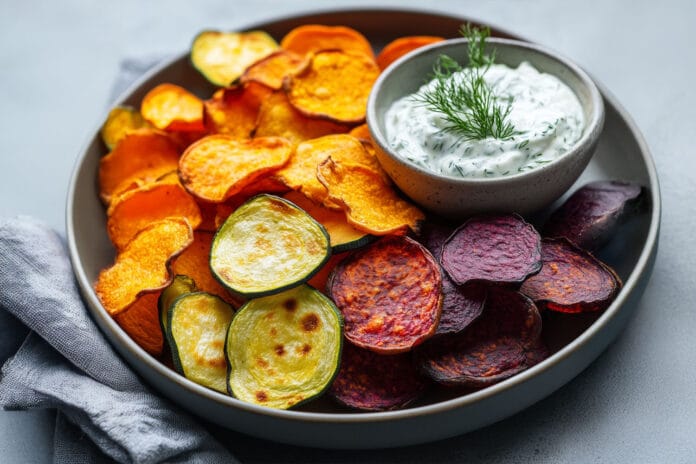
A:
<box><xmin>412</xmin><ymin>24</ymin><xmax>518</xmax><ymax>141</ymax></box>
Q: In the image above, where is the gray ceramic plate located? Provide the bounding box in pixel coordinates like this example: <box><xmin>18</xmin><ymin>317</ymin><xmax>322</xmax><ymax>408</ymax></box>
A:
<box><xmin>66</xmin><ymin>8</ymin><xmax>660</xmax><ymax>449</ymax></box>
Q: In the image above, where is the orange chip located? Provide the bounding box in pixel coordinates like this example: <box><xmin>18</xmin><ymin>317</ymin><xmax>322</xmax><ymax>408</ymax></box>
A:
<box><xmin>348</xmin><ymin>123</ymin><xmax>371</xmax><ymax>142</ymax></box>
<box><xmin>100</xmin><ymin>105</ymin><xmax>152</xmax><ymax>150</ymax></box>
<box><xmin>171</xmin><ymin>231</ymin><xmax>242</xmax><ymax>307</ymax></box>
<box><xmin>114</xmin><ymin>292</ymin><xmax>163</xmax><ymax>357</ymax></box>
<box><xmin>284</xmin><ymin>50</ymin><xmax>380</xmax><ymax>124</ymax></box>
<box><xmin>317</xmin><ymin>157</ymin><xmax>424</xmax><ymax>235</ymax></box>
<box><xmin>307</xmin><ymin>253</ymin><xmax>345</xmax><ymax>292</ymax></box>
<box><xmin>253</xmin><ymin>91</ymin><xmax>348</xmax><ymax>146</ymax></box>
<box><xmin>276</xmin><ymin>134</ymin><xmax>385</xmax><ymax>206</ymax></box>
<box><xmin>194</xmin><ymin>199</ymin><xmax>219</xmax><ymax>232</ymax></box>
<box><xmin>240</xmin><ymin>50</ymin><xmax>309</xmax><ymax>90</ymax></box>
<box><xmin>95</xmin><ymin>218</ymin><xmax>194</xmax><ymax>316</ymax></box>
<box><xmin>283</xmin><ymin>190</ymin><xmax>370</xmax><ymax>251</ymax></box>
<box><xmin>280</xmin><ymin>24</ymin><xmax>375</xmax><ymax>59</ymax></box>
<box><xmin>376</xmin><ymin>36</ymin><xmax>445</xmax><ymax>70</ymax></box>
<box><xmin>203</xmin><ymin>83</ymin><xmax>271</xmax><ymax>138</ymax></box>
<box><xmin>178</xmin><ymin>134</ymin><xmax>292</xmax><ymax>202</ymax></box>
<box><xmin>106</xmin><ymin>181</ymin><xmax>202</xmax><ymax>250</ymax></box>
<box><xmin>141</xmin><ymin>83</ymin><xmax>205</xmax><ymax>132</ymax></box>
<box><xmin>99</xmin><ymin>129</ymin><xmax>181</xmax><ymax>204</ymax></box>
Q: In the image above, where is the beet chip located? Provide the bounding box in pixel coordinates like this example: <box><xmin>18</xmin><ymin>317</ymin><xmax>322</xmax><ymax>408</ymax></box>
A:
<box><xmin>520</xmin><ymin>238</ymin><xmax>622</xmax><ymax>313</ymax></box>
<box><xmin>441</xmin><ymin>214</ymin><xmax>542</xmax><ymax>286</ymax></box>
<box><xmin>543</xmin><ymin>180</ymin><xmax>644</xmax><ymax>251</ymax></box>
<box><xmin>327</xmin><ymin>236</ymin><xmax>442</xmax><ymax>354</ymax></box>
<box><xmin>436</xmin><ymin>282</ymin><xmax>486</xmax><ymax>336</ymax></box>
<box><xmin>418</xmin><ymin>289</ymin><xmax>542</xmax><ymax>388</ymax></box>
<box><xmin>329</xmin><ymin>343</ymin><xmax>428</xmax><ymax>411</ymax></box>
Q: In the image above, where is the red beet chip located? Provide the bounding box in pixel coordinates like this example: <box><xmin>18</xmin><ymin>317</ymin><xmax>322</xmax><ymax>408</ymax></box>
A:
<box><xmin>418</xmin><ymin>288</ymin><xmax>542</xmax><ymax>388</ymax></box>
<box><xmin>441</xmin><ymin>214</ymin><xmax>542</xmax><ymax>286</ymax></box>
<box><xmin>435</xmin><ymin>281</ymin><xmax>486</xmax><ymax>336</ymax></box>
<box><xmin>520</xmin><ymin>237</ymin><xmax>622</xmax><ymax>313</ymax></box>
<box><xmin>524</xmin><ymin>339</ymin><xmax>551</xmax><ymax>368</ymax></box>
<box><xmin>329</xmin><ymin>343</ymin><xmax>429</xmax><ymax>411</ymax></box>
<box><xmin>543</xmin><ymin>180</ymin><xmax>644</xmax><ymax>251</ymax></box>
<box><xmin>327</xmin><ymin>235</ymin><xmax>442</xmax><ymax>354</ymax></box>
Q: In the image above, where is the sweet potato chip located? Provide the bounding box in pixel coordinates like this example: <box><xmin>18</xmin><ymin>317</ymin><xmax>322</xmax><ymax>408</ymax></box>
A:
<box><xmin>306</xmin><ymin>253</ymin><xmax>344</xmax><ymax>292</ymax></box>
<box><xmin>284</xmin><ymin>50</ymin><xmax>380</xmax><ymax>124</ymax></box>
<box><xmin>348</xmin><ymin>123</ymin><xmax>371</xmax><ymax>142</ymax></box>
<box><xmin>441</xmin><ymin>214</ymin><xmax>542</xmax><ymax>286</ymax></box>
<box><xmin>277</xmin><ymin>134</ymin><xmax>386</xmax><ymax>207</ymax></box>
<box><xmin>520</xmin><ymin>238</ymin><xmax>622</xmax><ymax>313</ymax></box>
<box><xmin>418</xmin><ymin>288</ymin><xmax>542</xmax><ymax>388</ymax></box>
<box><xmin>252</xmin><ymin>91</ymin><xmax>348</xmax><ymax>146</ymax></box>
<box><xmin>280</xmin><ymin>24</ymin><xmax>375</xmax><ymax>59</ymax></box>
<box><xmin>115</xmin><ymin>292</ymin><xmax>163</xmax><ymax>357</ymax></box>
<box><xmin>100</xmin><ymin>105</ymin><xmax>152</xmax><ymax>150</ymax></box>
<box><xmin>99</xmin><ymin>129</ymin><xmax>181</xmax><ymax>204</ymax></box>
<box><xmin>240</xmin><ymin>50</ymin><xmax>309</xmax><ymax>90</ymax></box>
<box><xmin>283</xmin><ymin>190</ymin><xmax>373</xmax><ymax>253</ymax></box>
<box><xmin>317</xmin><ymin>158</ymin><xmax>425</xmax><ymax>235</ymax></box>
<box><xmin>179</xmin><ymin>134</ymin><xmax>292</xmax><ymax>202</ymax></box>
<box><xmin>170</xmin><ymin>231</ymin><xmax>242</xmax><ymax>307</ymax></box>
<box><xmin>203</xmin><ymin>83</ymin><xmax>271</xmax><ymax>138</ymax></box>
<box><xmin>141</xmin><ymin>83</ymin><xmax>205</xmax><ymax>132</ymax></box>
<box><xmin>329</xmin><ymin>343</ymin><xmax>429</xmax><ymax>411</ymax></box>
<box><xmin>543</xmin><ymin>180</ymin><xmax>644</xmax><ymax>251</ymax></box>
<box><xmin>95</xmin><ymin>218</ymin><xmax>194</xmax><ymax>316</ymax></box>
<box><xmin>376</xmin><ymin>35</ymin><xmax>445</xmax><ymax>70</ymax></box>
<box><xmin>327</xmin><ymin>235</ymin><xmax>442</xmax><ymax>353</ymax></box>
<box><xmin>106</xmin><ymin>181</ymin><xmax>202</xmax><ymax>250</ymax></box>
<box><xmin>191</xmin><ymin>30</ymin><xmax>279</xmax><ymax>87</ymax></box>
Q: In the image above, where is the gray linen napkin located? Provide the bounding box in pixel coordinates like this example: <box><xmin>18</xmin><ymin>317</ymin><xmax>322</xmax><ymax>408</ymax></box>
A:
<box><xmin>0</xmin><ymin>216</ymin><xmax>237</xmax><ymax>463</ymax></box>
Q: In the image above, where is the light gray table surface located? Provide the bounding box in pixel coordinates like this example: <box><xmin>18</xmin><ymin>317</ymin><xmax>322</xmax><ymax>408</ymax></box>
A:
<box><xmin>1</xmin><ymin>0</ymin><xmax>693</xmax><ymax>462</ymax></box>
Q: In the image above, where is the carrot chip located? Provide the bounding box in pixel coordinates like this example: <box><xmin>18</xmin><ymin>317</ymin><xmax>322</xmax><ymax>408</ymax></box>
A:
<box><xmin>114</xmin><ymin>292</ymin><xmax>164</xmax><ymax>357</ymax></box>
<box><xmin>376</xmin><ymin>36</ymin><xmax>445</xmax><ymax>70</ymax></box>
<box><xmin>240</xmin><ymin>50</ymin><xmax>309</xmax><ymax>90</ymax></box>
<box><xmin>204</xmin><ymin>83</ymin><xmax>271</xmax><ymax>138</ymax></box>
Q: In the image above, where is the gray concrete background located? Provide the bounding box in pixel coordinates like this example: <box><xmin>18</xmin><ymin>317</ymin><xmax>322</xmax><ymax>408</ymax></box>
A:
<box><xmin>1</xmin><ymin>0</ymin><xmax>694</xmax><ymax>462</ymax></box>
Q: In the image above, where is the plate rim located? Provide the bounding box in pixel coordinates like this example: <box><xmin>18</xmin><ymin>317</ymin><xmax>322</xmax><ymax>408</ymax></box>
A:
<box><xmin>66</xmin><ymin>6</ymin><xmax>661</xmax><ymax>430</ymax></box>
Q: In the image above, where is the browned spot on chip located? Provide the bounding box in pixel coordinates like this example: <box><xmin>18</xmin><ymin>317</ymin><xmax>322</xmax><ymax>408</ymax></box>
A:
<box><xmin>283</xmin><ymin>298</ymin><xmax>297</xmax><ymax>312</ymax></box>
<box><xmin>274</xmin><ymin>344</ymin><xmax>286</xmax><ymax>356</ymax></box>
<box><xmin>255</xmin><ymin>391</ymin><xmax>268</xmax><ymax>402</ymax></box>
<box><xmin>301</xmin><ymin>313</ymin><xmax>320</xmax><ymax>332</ymax></box>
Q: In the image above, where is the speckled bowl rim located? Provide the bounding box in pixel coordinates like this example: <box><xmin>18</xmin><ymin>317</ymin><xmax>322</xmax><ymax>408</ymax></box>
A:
<box><xmin>65</xmin><ymin>6</ymin><xmax>660</xmax><ymax>446</ymax></box>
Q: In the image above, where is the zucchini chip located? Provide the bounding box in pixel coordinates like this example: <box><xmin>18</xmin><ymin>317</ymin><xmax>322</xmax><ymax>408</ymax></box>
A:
<box><xmin>210</xmin><ymin>194</ymin><xmax>331</xmax><ymax>297</ymax></box>
<box><xmin>225</xmin><ymin>285</ymin><xmax>343</xmax><ymax>409</ymax></box>
<box><xmin>167</xmin><ymin>292</ymin><xmax>235</xmax><ymax>393</ymax></box>
<box><xmin>191</xmin><ymin>30</ymin><xmax>279</xmax><ymax>87</ymax></box>
<box><xmin>158</xmin><ymin>274</ymin><xmax>198</xmax><ymax>338</ymax></box>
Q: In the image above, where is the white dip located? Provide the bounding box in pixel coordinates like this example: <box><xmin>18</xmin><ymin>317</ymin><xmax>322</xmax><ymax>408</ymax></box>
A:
<box><xmin>384</xmin><ymin>62</ymin><xmax>585</xmax><ymax>178</ymax></box>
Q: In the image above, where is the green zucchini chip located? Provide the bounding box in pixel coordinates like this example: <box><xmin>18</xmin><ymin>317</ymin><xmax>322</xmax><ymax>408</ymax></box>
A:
<box><xmin>167</xmin><ymin>292</ymin><xmax>235</xmax><ymax>393</ymax></box>
<box><xmin>210</xmin><ymin>194</ymin><xmax>331</xmax><ymax>298</ymax></box>
<box><xmin>226</xmin><ymin>284</ymin><xmax>343</xmax><ymax>409</ymax></box>
<box><xmin>191</xmin><ymin>30</ymin><xmax>279</xmax><ymax>87</ymax></box>
<box><xmin>158</xmin><ymin>274</ymin><xmax>197</xmax><ymax>338</ymax></box>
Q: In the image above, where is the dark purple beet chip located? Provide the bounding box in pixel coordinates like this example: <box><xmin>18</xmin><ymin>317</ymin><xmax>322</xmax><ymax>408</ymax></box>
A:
<box><xmin>441</xmin><ymin>214</ymin><xmax>542</xmax><ymax>286</ymax></box>
<box><xmin>435</xmin><ymin>281</ymin><xmax>486</xmax><ymax>336</ymax></box>
<box><xmin>520</xmin><ymin>237</ymin><xmax>622</xmax><ymax>314</ymax></box>
<box><xmin>329</xmin><ymin>342</ymin><xmax>429</xmax><ymax>411</ymax></box>
<box><xmin>418</xmin><ymin>288</ymin><xmax>542</xmax><ymax>388</ymax></box>
<box><xmin>543</xmin><ymin>180</ymin><xmax>644</xmax><ymax>251</ymax></box>
<box><xmin>418</xmin><ymin>220</ymin><xmax>455</xmax><ymax>260</ymax></box>
<box><xmin>524</xmin><ymin>339</ymin><xmax>550</xmax><ymax>369</ymax></box>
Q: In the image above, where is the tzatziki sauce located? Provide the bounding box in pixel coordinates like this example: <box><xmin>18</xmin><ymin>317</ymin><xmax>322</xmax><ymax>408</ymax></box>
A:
<box><xmin>384</xmin><ymin>62</ymin><xmax>585</xmax><ymax>178</ymax></box>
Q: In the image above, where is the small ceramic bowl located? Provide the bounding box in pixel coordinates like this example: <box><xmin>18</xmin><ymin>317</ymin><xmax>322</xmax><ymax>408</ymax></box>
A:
<box><xmin>367</xmin><ymin>37</ymin><xmax>605</xmax><ymax>218</ymax></box>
